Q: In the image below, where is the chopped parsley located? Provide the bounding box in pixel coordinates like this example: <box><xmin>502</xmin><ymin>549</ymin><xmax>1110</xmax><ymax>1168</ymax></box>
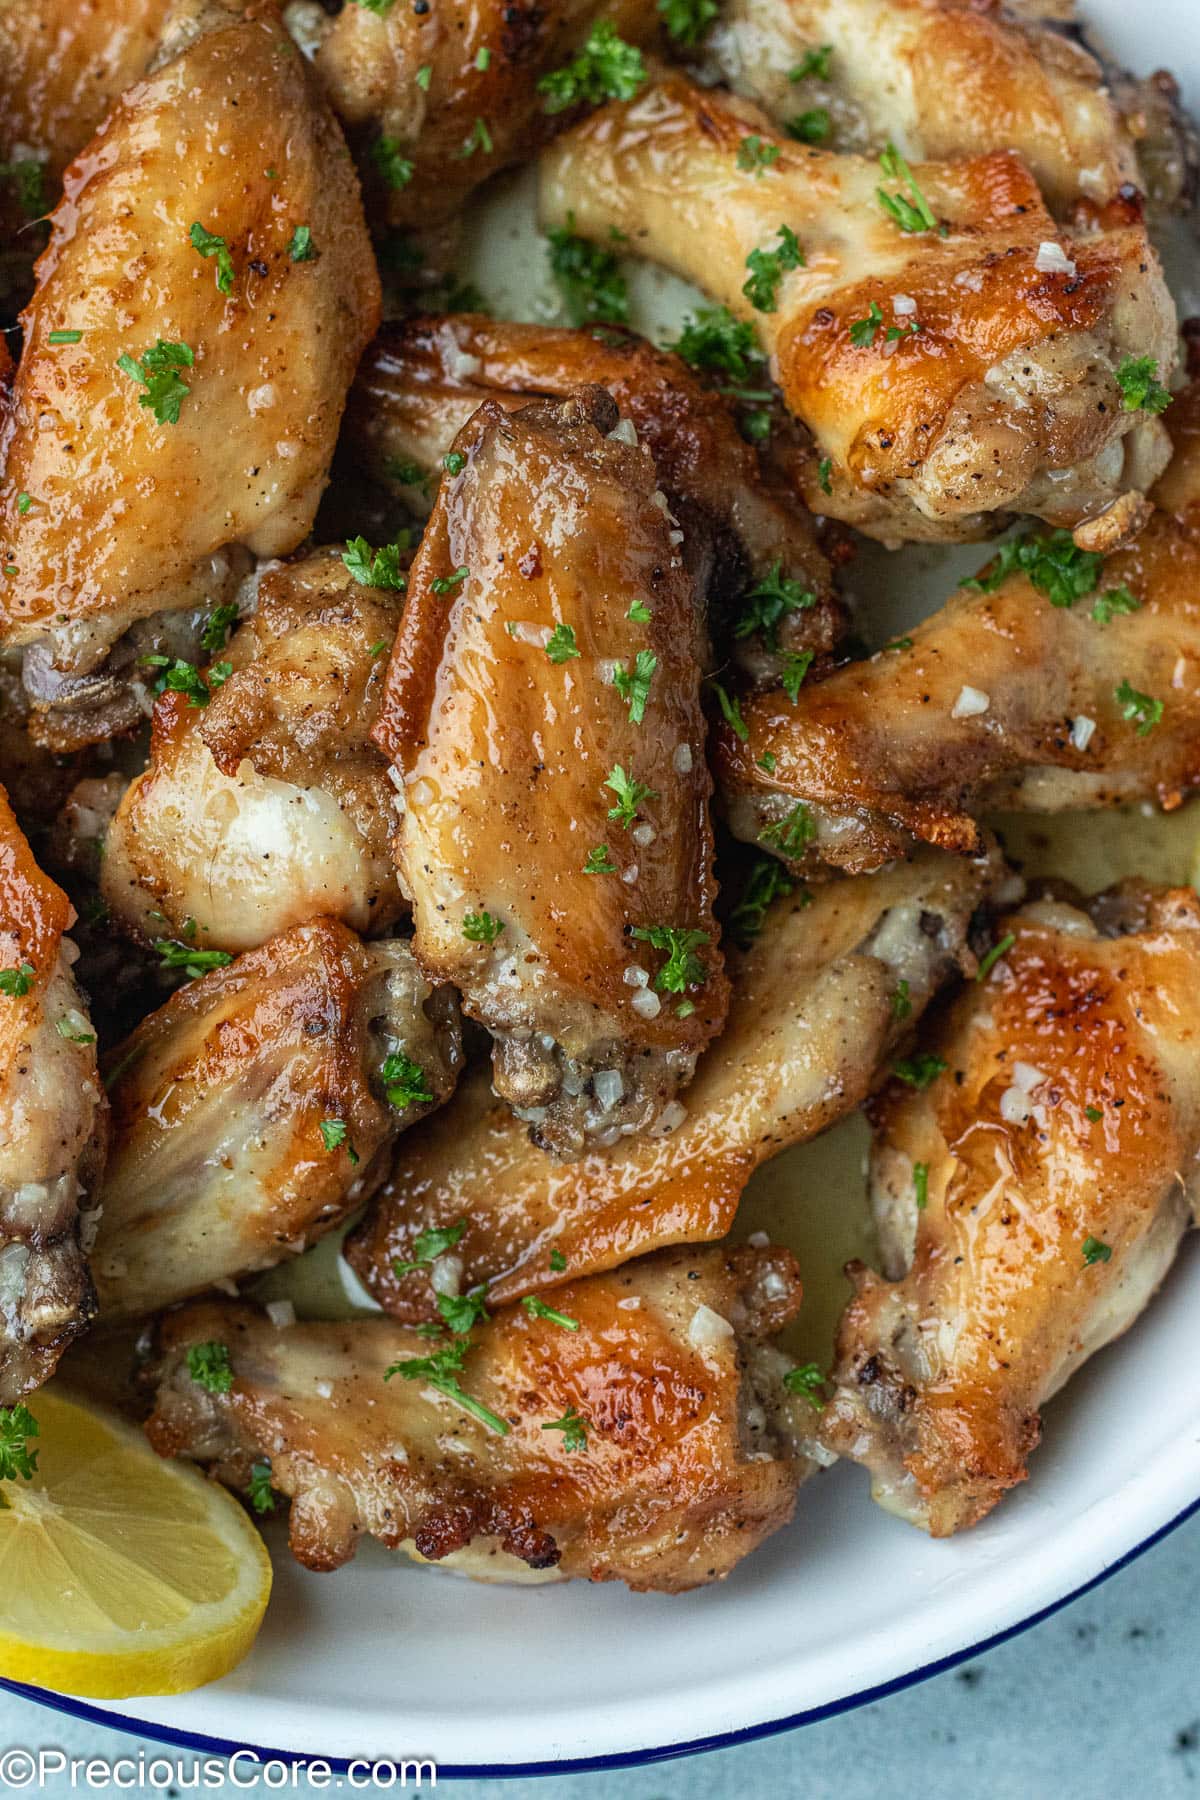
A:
<box><xmin>200</xmin><ymin>602</ymin><xmax>239</xmax><ymax>652</ymax></box>
<box><xmin>759</xmin><ymin>802</ymin><xmax>816</xmax><ymax>859</ymax></box>
<box><xmin>463</xmin><ymin>910</ymin><xmax>504</xmax><ymax>944</ymax></box>
<box><xmin>189</xmin><ymin>223</ymin><xmax>235</xmax><ymax>294</ymax></box>
<box><xmin>55</xmin><ymin>1015</ymin><xmax>95</xmax><ymax>1045</ymax></box>
<box><xmin>657</xmin><ymin>0</ymin><xmax>719</xmax><ymax>45</ymax></box>
<box><xmin>780</xmin><ymin>650</ymin><xmax>813</xmax><ymax>703</ymax></box>
<box><xmin>962</xmin><ymin>527</ymin><xmax>1103</xmax><ymax>609</ymax></box>
<box><xmin>788</xmin><ymin>108</ymin><xmax>831</xmax><ymax>144</ymax></box>
<box><xmin>140</xmin><ymin>655</ymin><xmax>231</xmax><ymax>707</ymax></box>
<box><xmin>541</xmin><ymin>1405</ymin><xmax>588</xmax><ymax>1452</ymax></box>
<box><xmin>443</xmin><ymin>451</ymin><xmax>467</xmax><ymax>476</ymax></box>
<box><xmin>737</xmin><ymin>136</ymin><xmax>781</xmax><ymax>177</ymax></box>
<box><xmin>668</xmin><ymin>306</ymin><xmax>764</xmax><ymax>381</ymax></box>
<box><xmin>538</xmin><ymin>20</ymin><xmax>647</xmax><ymax>114</ymax></box>
<box><xmin>849</xmin><ymin>300</ymin><xmax>884</xmax><ymax>348</ymax></box>
<box><xmin>522</xmin><ymin>1296</ymin><xmax>580</xmax><ymax>1331</ymax></box>
<box><xmin>154</xmin><ymin>939</ymin><xmax>233</xmax><ymax>980</ymax></box>
<box><xmin>612</xmin><ymin>650</ymin><xmax>657</xmax><ymax>724</ymax></box>
<box><xmin>782</xmin><ymin>1363</ymin><xmax>825</xmax><ymax>1408</ymax></box>
<box><xmin>47</xmin><ymin>329</ymin><xmax>82</xmax><ymax>345</ymax></box>
<box><xmin>1114</xmin><ymin>678</ymin><xmax>1162</xmax><ymax>736</ymax></box>
<box><xmin>0</xmin><ymin>1404</ymin><xmax>39</xmax><ymax>1486</ymax></box>
<box><xmin>381</xmin><ymin>1051</ymin><xmax>434</xmax><ymax>1110</ymax></box>
<box><xmin>320</xmin><ymin>1119</ymin><xmax>349</xmax><ymax>1152</ymax></box>
<box><xmin>729</xmin><ymin>856</ymin><xmax>794</xmax><ymax>949</ymax></box>
<box><xmin>0</xmin><ymin>962</ymin><xmax>34</xmax><ymax>999</ymax></box>
<box><xmin>342</xmin><ymin>535</ymin><xmax>408</xmax><ymax>591</ymax></box>
<box><xmin>1115</xmin><ymin>356</ymin><xmax>1172</xmax><ymax>415</ymax></box>
<box><xmin>1082</xmin><ymin>1235</ymin><xmax>1112</xmax><ymax>1266</ymax></box>
<box><xmin>877</xmin><ymin>142</ymin><xmax>943</xmax><ymax>234</ymax></box>
<box><xmin>372</xmin><ymin>137</ymin><xmax>415</xmax><ymax>190</ymax></box>
<box><xmin>416</xmin><ymin>63</ymin><xmax>432</xmax><ymax>89</ymax></box>
<box><xmin>743</xmin><ymin>224</ymin><xmax>804</xmax><ymax>312</ymax></box>
<box><xmin>1092</xmin><ymin>585</ymin><xmax>1140</xmax><ymax>624</ymax></box>
<box><xmin>247</xmin><ymin>1460</ymin><xmax>276</xmax><ymax>1515</ymax></box>
<box><xmin>475</xmin><ymin>46</ymin><xmax>492</xmax><ymax>70</ymax></box>
<box><xmin>734</xmin><ymin>563</ymin><xmax>816</xmax><ymax>650</ymax></box>
<box><xmin>789</xmin><ymin>45</ymin><xmax>833</xmax><ymax>82</ymax></box>
<box><xmin>757</xmin><ymin>751</ymin><xmax>777</xmax><ymax>773</ymax></box>
<box><xmin>455</xmin><ymin>116</ymin><xmax>494</xmax><ymax>159</ymax></box>
<box><xmin>116</xmin><ymin>339</ymin><xmax>195</xmax><ymax>425</ymax></box>
<box><xmin>352</xmin><ymin>0</ymin><xmax>397</xmax><ymax>12</ymax></box>
<box><xmin>584</xmin><ymin>845</ymin><xmax>617</xmax><ymax>874</ymax></box>
<box><xmin>545</xmin><ymin>621</ymin><xmax>580</xmax><ymax>663</ymax></box>
<box><xmin>547</xmin><ymin>220</ymin><xmax>629</xmax><ymax>326</ymax></box>
<box><xmin>709</xmin><ymin>679</ymin><xmax>749</xmax><ymax>741</ymax></box>
<box><xmin>1085</xmin><ymin>1106</ymin><xmax>1104</xmax><ymax>1123</ymax></box>
<box><xmin>627</xmin><ymin>598</ymin><xmax>652</xmax><ymax>623</ymax></box>
<box><xmin>893</xmin><ymin>1052</ymin><xmax>947</xmax><ymax>1090</ymax></box>
<box><xmin>288</xmin><ymin>225</ymin><xmax>317</xmax><ymax>263</ymax></box>
<box><xmin>393</xmin><ymin>1220</ymin><xmax>467</xmax><ymax>1278</ymax></box>
<box><xmin>187</xmin><ymin>1341</ymin><xmax>233</xmax><ymax>1395</ymax></box>
<box><xmin>15</xmin><ymin>492</ymin><xmax>29</xmax><ymax>515</ymax></box>
<box><xmin>891</xmin><ymin>980</ymin><xmax>912</xmax><ymax>1021</ymax></box>
<box><xmin>630</xmin><ymin>924</ymin><xmax>710</xmax><ymax>992</ymax></box>
<box><xmin>438</xmin><ymin>1286</ymin><xmax>491</xmax><ymax>1336</ymax></box>
<box><xmin>605</xmin><ymin>765</ymin><xmax>657</xmax><ymax>827</ymax></box>
<box><xmin>817</xmin><ymin>456</ymin><xmax>833</xmax><ymax>495</ymax></box>
<box><xmin>431</xmin><ymin>566</ymin><xmax>469</xmax><ymax>595</ymax></box>
<box><xmin>549</xmin><ymin>1249</ymin><xmax>568</xmax><ymax>1272</ymax></box>
<box><xmin>385</xmin><ymin>1342</ymin><xmax>509</xmax><ymax>1436</ymax></box>
<box><xmin>913</xmin><ymin>1162</ymin><xmax>929</xmax><ymax>1211</ymax></box>
<box><xmin>976</xmin><ymin>932</ymin><xmax>1016</xmax><ymax>982</ymax></box>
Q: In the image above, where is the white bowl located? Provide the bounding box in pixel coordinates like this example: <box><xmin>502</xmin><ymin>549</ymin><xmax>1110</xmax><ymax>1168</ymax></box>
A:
<box><xmin>8</xmin><ymin>0</ymin><xmax>1200</xmax><ymax>1773</ymax></box>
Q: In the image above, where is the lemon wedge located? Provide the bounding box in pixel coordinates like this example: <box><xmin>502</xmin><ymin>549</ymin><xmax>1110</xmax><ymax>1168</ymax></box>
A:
<box><xmin>0</xmin><ymin>1388</ymin><xmax>272</xmax><ymax>1698</ymax></box>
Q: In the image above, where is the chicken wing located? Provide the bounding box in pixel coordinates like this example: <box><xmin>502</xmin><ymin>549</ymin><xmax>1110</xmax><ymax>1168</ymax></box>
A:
<box><xmin>717</xmin><ymin>401</ymin><xmax>1200</xmax><ymax>878</ymax></box>
<box><xmin>0</xmin><ymin>784</ymin><xmax>105</xmax><ymax>1401</ymax></box>
<box><xmin>344</xmin><ymin>315</ymin><xmax>842</xmax><ymax>674</ymax></box>
<box><xmin>704</xmin><ymin>0</ymin><xmax>1192</xmax><ymax>214</ymax></box>
<box><xmin>92</xmin><ymin>921</ymin><xmax>461</xmax><ymax>1319</ymax></box>
<box><xmin>0</xmin><ymin>0</ymin><xmax>380</xmax><ymax>749</ymax></box>
<box><xmin>144</xmin><ymin>1243</ymin><xmax>811</xmax><ymax>1591</ymax></box>
<box><xmin>312</xmin><ymin>0</ymin><xmax>651</xmax><ymax>232</ymax></box>
<box><xmin>821</xmin><ymin>882</ymin><xmax>1200</xmax><ymax>1536</ymax></box>
<box><xmin>372</xmin><ymin>387</ymin><xmax>728</xmax><ymax>1158</ymax></box>
<box><xmin>346</xmin><ymin>847</ymin><xmax>997</xmax><ymax>1317</ymax></box>
<box><xmin>100</xmin><ymin>550</ymin><xmax>407</xmax><ymax>955</ymax></box>
<box><xmin>539</xmin><ymin>73</ymin><xmax>1176</xmax><ymax>543</ymax></box>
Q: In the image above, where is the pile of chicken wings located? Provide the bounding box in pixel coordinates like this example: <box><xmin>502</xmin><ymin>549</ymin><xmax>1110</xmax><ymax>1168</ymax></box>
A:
<box><xmin>1</xmin><ymin>0</ymin><xmax>1198</xmax><ymax>1594</ymax></box>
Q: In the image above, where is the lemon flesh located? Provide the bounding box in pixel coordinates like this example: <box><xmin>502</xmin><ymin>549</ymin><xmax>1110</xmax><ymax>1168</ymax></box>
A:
<box><xmin>0</xmin><ymin>1388</ymin><xmax>271</xmax><ymax>1698</ymax></box>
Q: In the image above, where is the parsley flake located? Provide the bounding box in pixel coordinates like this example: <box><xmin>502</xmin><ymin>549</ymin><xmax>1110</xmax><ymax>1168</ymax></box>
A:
<box><xmin>976</xmin><ymin>932</ymin><xmax>1016</xmax><ymax>981</ymax></box>
<box><xmin>759</xmin><ymin>802</ymin><xmax>816</xmax><ymax>859</ymax></box>
<box><xmin>817</xmin><ymin>456</ymin><xmax>833</xmax><ymax>495</ymax></box>
<box><xmin>743</xmin><ymin>224</ymin><xmax>804</xmax><ymax>312</ymax></box>
<box><xmin>545</xmin><ymin>621</ymin><xmax>580</xmax><ymax>663</ymax></box>
<box><xmin>877</xmin><ymin>142</ymin><xmax>943</xmax><ymax>234</ymax></box>
<box><xmin>1092</xmin><ymin>585</ymin><xmax>1140</xmax><ymax>624</ymax></box>
<box><xmin>891</xmin><ymin>980</ymin><xmax>912</xmax><ymax>1021</ymax></box>
<box><xmin>522</xmin><ymin>1295</ymin><xmax>580</xmax><ymax>1331</ymax></box>
<box><xmin>187</xmin><ymin>1341</ymin><xmax>233</xmax><ymax>1395</ymax></box>
<box><xmin>443</xmin><ymin>451</ymin><xmax>467</xmax><ymax>476</ymax></box>
<box><xmin>343</xmin><ymin>536</ymin><xmax>408</xmax><ymax>592</ymax></box>
<box><xmin>605</xmin><ymin>765</ymin><xmax>657</xmax><ymax>827</ymax></box>
<box><xmin>0</xmin><ymin>962</ymin><xmax>34</xmax><ymax>999</ymax></box>
<box><xmin>788</xmin><ymin>108</ymin><xmax>831</xmax><ymax>144</ymax></box>
<box><xmin>657</xmin><ymin>0</ymin><xmax>719</xmax><ymax>46</ymax></box>
<box><xmin>1082</xmin><ymin>1235</ymin><xmax>1113</xmax><ymax>1266</ymax></box>
<box><xmin>201</xmin><ymin>602</ymin><xmax>239</xmax><ymax>652</ymax></box>
<box><xmin>463</xmin><ymin>910</ymin><xmax>504</xmax><ymax>944</ymax></box>
<box><xmin>1115</xmin><ymin>356</ymin><xmax>1172</xmax><ymax>415</ymax></box>
<box><xmin>189</xmin><ymin>222</ymin><xmax>235</xmax><ymax>294</ymax></box>
<box><xmin>154</xmin><ymin>939</ymin><xmax>233</xmax><ymax>980</ymax></box>
<box><xmin>709</xmin><ymin>679</ymin><xmax>749</xmax><ymax>741</ymax></box>
<box><xmin>913</xmin><ymin>1162</ymin><xmax>929</xmax><ymax>1210</ymax></box>
<box><xmin>630</xmin><ymin>924</ymin><xmax>710</xmax><ymax>992</ymax></box>
<box><xmin>116</xmin><ymin>339</ymin><xmax>195</xmax><ymax>425</ymax></box>
<box><xmin>386</xmin><ymin>1341</ymin><xmax>510</xmax><ymax>1435</ymax></box>
<box><xmin>431</xmin><ymin>566</ymin><xmax>469</xmax><ymax>595</ymax></box>
<box><xmin>1085</xmin><ymin>1106</ymin><xmax>1103</xmax><ymax>1123</ymax></box>
<box><xmin>627</xmin><ymin>598</ymin><xmax>652</xmax><ymax>623</ymax></box>
<box><xmin>729</xmin><ymin>856</ymin><xmax>794</xmax><ymax>949</ymax></box>
<box><xmin>456</xmin><ymin>116</ymin><xmax>494</xmax><ymax>159</ymax></box>
<box><xmin>584</xmin><ymin>845</ymin><xmax>617</xmax><ymax>874</ymax></box>
<box><xmin>611</xmin><ymin>649</ymin><xmax>657</xmax><ymax>724</ymax></box>
<box><xmin>893</xmin><ymin>1052</ymin><xmax>947</xmax><ymax>1090</ymax></box>
<box><xmin>47</xmin><ymin>329</ymin><xmax>82</xmax><ymax>346</ymax></box>
<box><xmin>781</xmin><ymin>650</ymin><xmax>813</xmax><ymax>703</ymax></box>
<box><xmin>0</xmin><ymin>1404</ymin><xmax>39</xmax><ymax>1486</ymax></box>
<box><xmin>1114</xmin><ymin>679</ymin><xmax>1162</xmax><ymax>736</ymax></box>
<box><xmin>962</xmin><ymin>527</ymin><xmax>1103</xmax><ymax>609</ymax></box>
<box><xmin>734</xmin><ymin>562</ymin><xmax>816</xmax><ymax>650</ymax></box>
<box><xmin>538</xmin><ymin>21</ymin><xmax>647</xmax><ymax>114</ymax></box>
<box><xmin>849</xmin><ymin>300</ymin><xmax>884</xmax><ymax>348</ymax></box>
<box><xmin>393</xmin><ymin>1220</ymin><xmax>467</xmax><ymax>1278</ymax></box>
<box><xmin>381</xmin><ymin>1051</ymin><xmax>435</xmax><ymax>1110</ymax></box>
<box><xmin>668</xmin><ymin>306</ymin><xmax>764</xmax><ymax>381</ymax></box>
<box><xmin>289</xmin><ymin>225</ymin><xmax>317</xmax><ymax>262</ymax></box>
<box><xmin>372</xmin><ymin>137</ymin><xmax>415</xmax><ymax>190</ymax></box>
<box><xmin>140</xmin><ymin>655</ymin><xmax>231</xmax><ymax>707</ymax></box>
<box><xmin>320</xmin><ymin>1119</ymin><xmax>349</xmax><ymax>1153</ymax></box>
<box><xmin>737</xmin><ymin>136</ymin><xmax>781</xmax><ymax>177</ymax></box>
<box><xmin>782</xmin><ymin>1363</ymin><xmax>826</xmax><ymax>1408</ymax></box>
<box><xmin>438</xmin><ymin>1286</ymin><xmax>491</xmax><ymax>1336</ymax></box>
<box><xmin>247</xmin><ymin>1460</ymin><xmax>276</xmax><ymax>1514</ymax></box>
<box><xmin>549</xmin><ymin>1249</ymin><xmax>568</xmax><ymax>1272</ymax></box>
<box><xmin>789</xmin><ymin>45</ymin><xmax>833</xmax><ymax>81</ymax></box>
<box><xmin>547</xmin><ymin>220</ymin><xmax>629</xmax><ymax>326</ymax></box>
<box><xmin>541</xmin><ymin>1405</ymin><xmax>588</xmax><ymax>1452</ymax></box>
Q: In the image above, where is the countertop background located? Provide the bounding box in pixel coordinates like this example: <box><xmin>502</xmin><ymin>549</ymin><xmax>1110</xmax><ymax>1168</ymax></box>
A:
<box><xmin>3</xmin><ymin>1506</ymin><xmax>1199</xmax><ymax>1799</ymax></box>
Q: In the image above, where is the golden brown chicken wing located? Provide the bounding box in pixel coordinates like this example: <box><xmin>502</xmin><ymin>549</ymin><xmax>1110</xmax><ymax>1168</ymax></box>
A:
<box><xmin>0</xmin><ymin>0</ymin><xmax>380</xmax><ymax>749</ymax></box>
<box><xmin>100</xmin><ymin>550</ymin><xmax>407</xmax><ymax>955</ymax></box>
<box><xmin>716</xmin><ymin>409</ymin><xmax>1200</xmax><ymax>877</ymax></box>
<box><xmin>821</xmin><ymin>882</ymin><xmax>1200</xmax><ymax>1536</ymax></box>
<box><xmin>144</xmin><ymin>1242</ymin><xmax>811</xmax><ymax>1591</ymax></box>
<box><xmin>372</xmin><ymin>387</ymin><xmax>728</xmax><ymax>1158</ymax></box>
<box><xmin>539</xmin><ymin>73</ymin><xmax>1177</xmax><ymax>544</ymax></box>
<box><xmin>0</xmin><ymin>785</ymin><xmax>105</xmax><ymax>1401</ymax></box>
<box><xmin>92</xmin><ymin>921</ymin><xmax>461</xmax><ymax>1319</ymax></box>
<box><xmin>344</xmin><ymin>314</ymin><xmax>842</xmax><ymax>674</ymax></box>
<box><xmin>346</xmin><ymin>847</ymin><xmax>997</xmax><ymax>1317</ymax></box>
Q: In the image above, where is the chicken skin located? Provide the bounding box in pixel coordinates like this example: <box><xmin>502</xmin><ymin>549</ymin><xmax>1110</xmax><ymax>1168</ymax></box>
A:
<box><xmin>717</xmin><ymin>398</ymin><xmax>1200</xmax><ymax>878</ymax></box>
<box><xmin>539</xmin><ymin>74</ymin><xmax>1177</xmax><ymax>544</ymax></box>
<box><xmin>100</xmin><ymin>550</ymin><xmax>408</xmax><ymax>955</ymax></box>
<box><xmin>344</xmin><ymin>315</ymin><xmax>842</xmax><ymax>674</ymax></box>
<box><xmin>0</xmin><ymin>785</ymin><xmax>105</xmax><ymax>1402</ymax></box>
<box><xmin>373</xmin><ymin>388</ymin><xmax>728</xmax><ymax>1158</ymax></box>
<box><xmin>144</xmin><ymin>1243</ymin><xmax>811</xmax><ymax>1591</ymax></box>
<box><xmin>0</xmin><ymin>0</ymin><xmax>380</xmax><ymax>749</ymax></box>
<box><xmin>92</xmin><ymin>922</ymin><xmax>461</xmax><ymax>1320</ymax></box>
<box><xmin>821</xmin><ymin>883</ymin><xmax>1200</xmax><ymax>1537</ymax></box>
<box><xmin>346</xmin><ymin>848</ymin><xmax>997</xmax><ymax>1318</ymax></box>
<box><xmin>704</xmin><ymin>0</ymin><xmax>1192</xmax><ymax>215</ymax></box>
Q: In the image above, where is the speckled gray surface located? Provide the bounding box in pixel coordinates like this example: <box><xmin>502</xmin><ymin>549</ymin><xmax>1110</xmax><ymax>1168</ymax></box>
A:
<box><xmin>3</xmin><ymin>1507</ymin><xmax>1199</xmax><ymax>1798</ymax></box>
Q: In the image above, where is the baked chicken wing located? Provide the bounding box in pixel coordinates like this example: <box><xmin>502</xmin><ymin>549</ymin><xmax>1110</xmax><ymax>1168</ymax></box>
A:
<box><xmin>144</xmin><ymin>1243</ymin><xmax>810</xmax><ymax>1591</ymax></box>
<box><xmin>372</xmin><ymin>387</ymin><xmax>728</xmax><ymax>1157</ymax></box>
<box><xmin>0</xmin><ymin>785</ymin><xmax>105</xmax><ymax>1401</ymax></box>
<box><xmin>0</xmin><ymin>0</ymin><xmax>380</xmax><ymax>749</ymax></box>
<box><xmin>92</xmin><ymin>921</ymin><xmax>461</xmax><ymax>1319</ymax></box>
<box><xmin>346</xmin><ymin>847</ymin><xmax>997</xmax><ymax>1317</ymax></box>
<box><xmin>821</xmin><ymin>882</ymin><xmax>1200</xmax><ymax>1535</ymax></box>
<box><xmin>717</xmin><ymin>415</ymin><xmax>1200</xmax><ymax>877</ymax></box>
<box><xmin>539</xmin><ymin>73</ymin><xmax>1177</xmax><ymax>543</ymax></box>
<box><xmin>100</xmin><ymin>550</ymin><xmax>407</xmax><ymax>955</ymax></box>
<box><xmin>344</xmin><ymin>315</ymin><xmax>842</xmax><ymax>673</ymax></box>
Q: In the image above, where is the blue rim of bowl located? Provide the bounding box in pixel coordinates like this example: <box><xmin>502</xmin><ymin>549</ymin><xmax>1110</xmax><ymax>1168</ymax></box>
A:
<box><xmin>5</xmin><ymin>1491</ymin><xmax>1199</xmax><ymax>1779</ymax></box>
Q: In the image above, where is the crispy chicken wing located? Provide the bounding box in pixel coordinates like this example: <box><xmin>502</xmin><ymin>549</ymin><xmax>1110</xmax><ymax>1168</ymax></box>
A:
<box><xmin>346</xmin><ymin>847</ymin><xmax>997</xmax><ymax>1317</ymax></box>
<box><xmin>312</xmin><ymin>0</ymin><xmax>650</xmax><ymax>231</ymax></box>
<box><xmin>92</xmin><ymin>921</ymin><xmax>461</xmax><ymax>1319</ymax></box>
<box><xmin>344</xmin><ymin>315</ymin><xmax>842</xmax><ymax>674</ymax></box>
<box><xmin>821</xmin><ymin>883</ymin><xmax>1200</xmax><ymax>1536</ymax></box>
<box><xmin>0</xmin><ymin>785</ymin><xmax>105</xmax><ymax>1401</ymax></box>
<box><xmin>144</xmin><ymin>1243</ymin><xmax>810</xmax><ymax>1591</ymax></box>
<box><xmin>717</xmin><ymin>407</ymin><xmax>1200</xmax><ymax>877</ymax></box>
<box><xmin>372</xmin><ymin>388</ymin><xmax>728</xmax><ymax>1158</ymax></box>
<box><xmin>0</xmin><ymin>0</ymin><xmax>380</xmax><ymax>748</ymax></box>
<box><xmin>539</xmin><ymin>74</ymin><xmax>1176</xmax><ymax>544</ymax></box>
<box><xmin>101</xmin><ymin>550</ymin><xmax>407</xmax><ymax>955</ymax></box>
<box><xmin>704</xmin><ymin>0</ymin><xmax>1191</xmax><ymax>214</ymax></box>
